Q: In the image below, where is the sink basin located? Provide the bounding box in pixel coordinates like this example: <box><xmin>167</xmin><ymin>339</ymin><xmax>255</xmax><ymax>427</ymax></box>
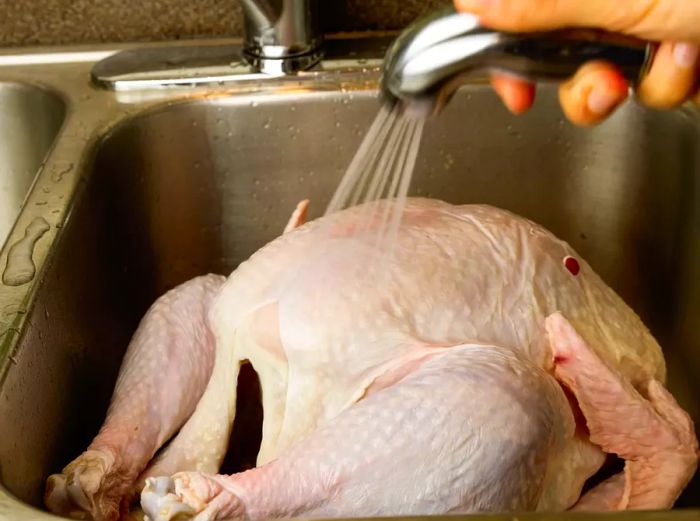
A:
<box><xmin>0</xmin><ymin>83</ymin><xmax>65</xmax><ymax>250</ymax></box>
<box><xmin>0</xmin><ymin>40</ymin><xmax>699</xmax><ymax>520</ymax></box>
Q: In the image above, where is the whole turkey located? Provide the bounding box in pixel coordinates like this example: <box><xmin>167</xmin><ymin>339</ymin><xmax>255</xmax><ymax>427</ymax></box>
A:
<box><xmin>44</xmin><ymin>198</ymin><xmax>698</xmax><ymax>521</ymax></box>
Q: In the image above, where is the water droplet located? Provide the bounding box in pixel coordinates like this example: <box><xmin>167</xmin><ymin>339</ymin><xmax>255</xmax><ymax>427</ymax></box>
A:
<box><xmin>52</xmin><ymin>163</ymin><xmax>74</xmax><ymax>183</ymax></box>
<box><xmin>2</xmin><ymin>217</ymin><xmax>50</xmax><ymax>286</ymax></box>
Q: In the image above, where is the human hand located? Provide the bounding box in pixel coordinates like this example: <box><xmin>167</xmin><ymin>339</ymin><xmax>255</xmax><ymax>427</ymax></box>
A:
<box><xmin>454</xmin><ymin>0</ymin><xmax>700</xmax><ymax>125</ymax></box>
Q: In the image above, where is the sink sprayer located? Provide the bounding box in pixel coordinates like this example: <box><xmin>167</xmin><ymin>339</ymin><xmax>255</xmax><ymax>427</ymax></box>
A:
<box><xmin>380</xmin><ymin>5</ymin><xmax>657</xmax><ymax>116</ymax></box>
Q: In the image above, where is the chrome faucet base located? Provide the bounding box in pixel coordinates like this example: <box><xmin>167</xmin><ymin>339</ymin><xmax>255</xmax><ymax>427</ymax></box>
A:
<box><xmin>243</xmin><ymin>46</ymin><xmax>324</xmax><ymax>75</ymax></box>
<box><xmin>90</xmin><ymin>38</ymin><xmax>390</xmax><ymax>91</ymax></box>
<box><xmin>91</xmin><ymin>0</ymin><xmax>325</xmax><ymax>87</ymax></box>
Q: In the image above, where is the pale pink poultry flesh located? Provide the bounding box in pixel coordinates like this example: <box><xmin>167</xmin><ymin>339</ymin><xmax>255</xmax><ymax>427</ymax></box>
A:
<box><xmin>43</xmin><ymin>198</ymin><xmax>698</xmax><ymax>521</ymax></box>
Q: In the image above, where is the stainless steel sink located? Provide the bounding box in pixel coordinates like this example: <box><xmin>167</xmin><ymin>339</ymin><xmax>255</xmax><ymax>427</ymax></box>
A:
<box><xmin>0</xmin><ymin>38</ymin><xmax>699</xmax><ymax>521</ymax></box>
<box><xmin>0</xmin><ymin>82</ymin><xmax>65</xmax><ymax>250</ymax></box>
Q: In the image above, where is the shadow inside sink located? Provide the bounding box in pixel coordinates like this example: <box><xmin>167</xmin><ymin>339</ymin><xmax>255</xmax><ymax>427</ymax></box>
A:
<box><xmin>0</xmin><ymin>82</ymin><xmax>65</xmax><ymax>250</ymax></box>
<box><xmin>1</xmin><ymin>85</ymin><xmax>699</xmax><ymax>512</ymax></box>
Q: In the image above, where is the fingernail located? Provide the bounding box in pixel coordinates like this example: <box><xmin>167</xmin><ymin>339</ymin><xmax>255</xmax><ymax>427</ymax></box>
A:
<box><xmin>673</xmin><ymin>42</ymin><xmax>700</xmax><ymax>69</ymax></box>
<box><xmin>455</xmin><ymin>0</ymin><xmax>495</xmax><ymax>14</ymax></box>
<box><xmin>587</xmin><ymin>86</ymin><xmax>620</xmax><ymax>115</ymax></box>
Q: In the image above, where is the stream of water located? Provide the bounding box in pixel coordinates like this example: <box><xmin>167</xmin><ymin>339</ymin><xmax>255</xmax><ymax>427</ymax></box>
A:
<box><xmin>324</xmin><ymin>102</ymin><xmax>425</xmax><ymax>255</ymax></box>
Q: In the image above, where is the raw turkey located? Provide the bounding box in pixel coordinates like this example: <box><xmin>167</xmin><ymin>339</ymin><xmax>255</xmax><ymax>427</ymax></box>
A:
<box><xmin>44</xmin><ymin>198</ymin><xmax>699</xmax><ymax>521</ymax></box>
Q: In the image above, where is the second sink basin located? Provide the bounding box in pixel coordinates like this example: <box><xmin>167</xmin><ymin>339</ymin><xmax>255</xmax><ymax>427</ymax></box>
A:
<box><xmin>0</xmin><ymin>82</ymin><xmax>65</xmax><ymax>250</ymax></box>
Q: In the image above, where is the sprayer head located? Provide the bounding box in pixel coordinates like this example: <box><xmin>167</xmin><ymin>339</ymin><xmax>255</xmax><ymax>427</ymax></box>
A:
<box><xmin>380</xmin><ymin>5</ymin><xmax>655</xmax><ymax>116</ymax></box>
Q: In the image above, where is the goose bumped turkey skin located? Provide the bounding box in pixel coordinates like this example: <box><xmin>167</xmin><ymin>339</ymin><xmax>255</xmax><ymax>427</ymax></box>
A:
<box><xmin>44</xmin><ymin>198</ymin><xmax>699</xmax><ymax>521</ymax></box>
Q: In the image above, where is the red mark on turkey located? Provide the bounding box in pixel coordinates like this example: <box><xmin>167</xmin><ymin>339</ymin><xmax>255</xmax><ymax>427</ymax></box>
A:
<box><xmin>564</xmin><ymin>256</ymin><xmax>580</xmax><ymax>276</ymax></box>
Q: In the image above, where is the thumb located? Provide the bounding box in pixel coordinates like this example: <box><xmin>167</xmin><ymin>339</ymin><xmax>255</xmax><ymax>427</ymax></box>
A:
<box><xmin>454</xmin><ymin>0</ymin><xmax>700</xmax><ymax>43</ymax></box>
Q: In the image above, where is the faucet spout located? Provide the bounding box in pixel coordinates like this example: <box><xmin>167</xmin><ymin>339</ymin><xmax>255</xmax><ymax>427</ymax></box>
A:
<box><xmin>241</xmin><ymin>0</ymin><xmax>323</xmax><ymax>74</ymax></box>
<box><xmin>240</xmin><ymin>0</ymin><xmax>278</xmax><ymax>30</ymax></box>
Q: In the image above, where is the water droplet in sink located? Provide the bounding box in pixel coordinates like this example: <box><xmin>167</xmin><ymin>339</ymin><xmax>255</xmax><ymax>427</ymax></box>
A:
<box><xmin>2</xmin><ymin>217</ymin><xmax>50</xmax><ymax>287</ymax></box>
<box><xmin>51</xmin><ymin>163</ymin><xmax>74</xmax><ymax>183</ymax></box>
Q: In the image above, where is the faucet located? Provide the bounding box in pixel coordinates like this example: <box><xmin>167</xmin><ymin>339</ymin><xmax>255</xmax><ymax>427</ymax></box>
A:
<box><xmin>91</xmin><ymin>0</ymin><xmax>327</xmax><ymax>89</ymax></box>
<box><xmin>240</xmin><ymin>0</ymin><xmax>323</xmax><ymax>74</ymax></box>
<box><xmin>380</xmin><ymin>5</ymin><xmax>657</xmax><ymax>116</ymax></box>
